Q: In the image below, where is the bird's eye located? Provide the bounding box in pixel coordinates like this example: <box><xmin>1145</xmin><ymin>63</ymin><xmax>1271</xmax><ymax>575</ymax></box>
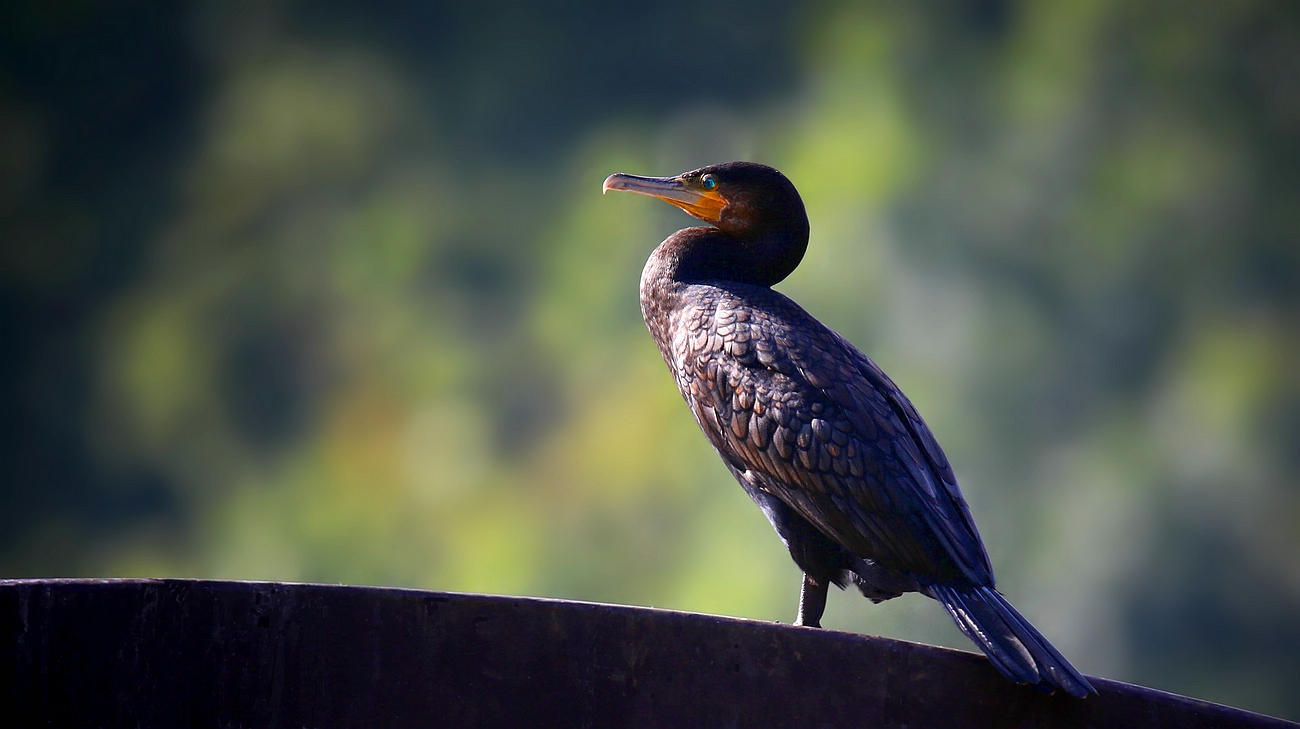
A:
<box><xmin>701</xmin><ymin>174</ymin><xmax>717</xmax><ymax>190</ymax></box>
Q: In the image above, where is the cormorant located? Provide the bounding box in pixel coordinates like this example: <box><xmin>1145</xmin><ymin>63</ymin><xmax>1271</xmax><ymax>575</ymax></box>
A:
<box><xmin>603</xmin><ymin>161</ymin><xmax>1095</xmax><ymax>698</ymax></box>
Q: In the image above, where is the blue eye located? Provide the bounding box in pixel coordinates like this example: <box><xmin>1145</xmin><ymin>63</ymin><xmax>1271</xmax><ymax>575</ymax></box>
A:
<box><xmin>701</xmin><ymin>174</ymin><xmax>717</xmax><ymax>190</ymax></box>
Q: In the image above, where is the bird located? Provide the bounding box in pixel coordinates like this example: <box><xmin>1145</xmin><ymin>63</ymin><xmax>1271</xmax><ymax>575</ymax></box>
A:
<box><xmin>602</xmin><ymin>161</ymin><xmax>1095</xmax><ymax>698</ymax></box>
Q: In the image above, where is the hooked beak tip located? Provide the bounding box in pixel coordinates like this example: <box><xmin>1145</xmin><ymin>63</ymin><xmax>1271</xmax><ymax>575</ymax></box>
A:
<box><xmin>602</xmin><ymin>173</ymin><xmax>629</xmax><ymax>195</ymax></box>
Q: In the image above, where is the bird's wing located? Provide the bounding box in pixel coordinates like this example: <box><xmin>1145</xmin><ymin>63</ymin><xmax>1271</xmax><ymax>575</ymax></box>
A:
<box><xmin>676</xmin><ymin>284</ymin><xmax>993</xmax><ymax>585</ymax></box>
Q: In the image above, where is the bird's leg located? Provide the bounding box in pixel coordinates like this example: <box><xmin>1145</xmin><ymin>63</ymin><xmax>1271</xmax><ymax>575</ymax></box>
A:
<box><xmin>794</xmin><ymin>573</ymin><xmax>828</xmax><ymax>628</ymax></box>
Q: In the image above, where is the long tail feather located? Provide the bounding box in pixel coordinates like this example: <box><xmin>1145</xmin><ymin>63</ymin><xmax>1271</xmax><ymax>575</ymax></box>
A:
<box><xmin>930</xmin><ymin>584</ymin><xmax>1096</xmax><ymax>698</ymax></box>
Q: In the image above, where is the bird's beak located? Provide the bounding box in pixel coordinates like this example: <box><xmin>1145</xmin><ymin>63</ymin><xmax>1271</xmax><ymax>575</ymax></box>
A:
<box><xmin>602</xmin><ymin>173</ymin><xmax>727</xmax><ymax>224</ymax></box>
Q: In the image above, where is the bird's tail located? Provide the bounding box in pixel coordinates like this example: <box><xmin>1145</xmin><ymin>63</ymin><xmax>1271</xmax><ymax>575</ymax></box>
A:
<box><xmin>929</xmin><ymin>583</ymin><xmax>1096</xmax><ymax>698</ymax></box>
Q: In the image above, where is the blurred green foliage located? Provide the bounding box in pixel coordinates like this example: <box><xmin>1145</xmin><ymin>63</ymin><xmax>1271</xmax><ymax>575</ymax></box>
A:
<box><xmin>2</xmin><ymin>0</ymin><xmax>1298</xmax><ymax>720</ymax></box>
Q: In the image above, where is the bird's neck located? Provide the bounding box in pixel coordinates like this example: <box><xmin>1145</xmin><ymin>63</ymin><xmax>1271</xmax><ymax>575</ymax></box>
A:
<box><xmin>639</xmin><ymin>224</ymin><xmax>808</xmax><ymax>355</ymax></box>
<box><xmin>644</xmin><ymin>224</ymin><xmax>808</xmax><ymax>289</ymax></box>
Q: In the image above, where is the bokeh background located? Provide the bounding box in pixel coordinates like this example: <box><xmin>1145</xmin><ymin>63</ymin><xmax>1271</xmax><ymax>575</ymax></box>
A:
<box><xmin>3</xmin><ymin>0</ymin><xmax>1299</xmax><ymax>719</ymax></box>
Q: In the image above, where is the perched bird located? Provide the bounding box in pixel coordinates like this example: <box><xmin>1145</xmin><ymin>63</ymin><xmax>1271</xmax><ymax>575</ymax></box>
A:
<box><xmin>603</xmin><ymin>161</ymin><xmax>1095</xmax><ymax>698</ymax></box>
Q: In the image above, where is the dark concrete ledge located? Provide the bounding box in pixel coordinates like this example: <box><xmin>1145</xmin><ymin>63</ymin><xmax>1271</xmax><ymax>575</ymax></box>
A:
<box><xmin>2</xmin><ymin>579</ymin><xmax>1294</xmax><ymax>728</ymax></box>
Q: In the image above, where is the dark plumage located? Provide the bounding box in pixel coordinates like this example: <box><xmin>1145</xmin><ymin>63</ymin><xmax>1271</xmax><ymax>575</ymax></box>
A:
<box><xmin>603</xmin><ymin>161</ymin><xmax>1095</xmax><ymax>698</ymax></box>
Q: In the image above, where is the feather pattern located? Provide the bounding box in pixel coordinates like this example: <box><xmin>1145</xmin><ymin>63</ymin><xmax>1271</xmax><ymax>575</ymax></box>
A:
<box><xmin>660</xmin><ymin>280</ymin><xmax>992</xmax><ymax>585</ymax></box>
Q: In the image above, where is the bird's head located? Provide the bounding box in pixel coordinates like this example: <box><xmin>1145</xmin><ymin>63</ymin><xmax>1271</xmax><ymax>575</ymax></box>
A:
<box><xmin>603</xmin><ymin>161</ymin><xmax>807</xmax><ymax>242</ymax></box>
